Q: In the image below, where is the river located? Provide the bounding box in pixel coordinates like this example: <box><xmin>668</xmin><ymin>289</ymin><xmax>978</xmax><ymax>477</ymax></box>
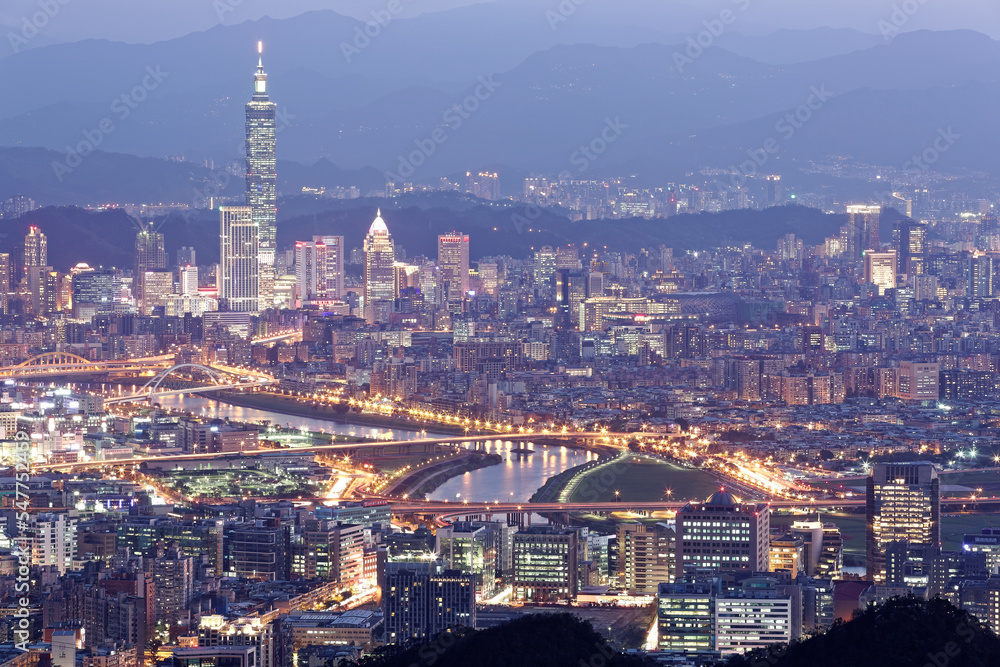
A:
<box><xmin>151</xmin><ymin>394</ymin><xmax>595</xmax><ymax>502</ymax></box>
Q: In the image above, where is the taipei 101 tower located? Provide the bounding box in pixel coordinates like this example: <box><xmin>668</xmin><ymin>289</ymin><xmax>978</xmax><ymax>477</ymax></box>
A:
<box><xmin>246</xmin><ymin>41</ymin><xmax>277</xmax><ymax>308</ymax></box>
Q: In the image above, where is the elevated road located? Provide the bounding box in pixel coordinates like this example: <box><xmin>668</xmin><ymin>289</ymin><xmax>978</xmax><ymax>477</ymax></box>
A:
<box><xmin>34</xmin><ymin>432</ymin><xmax>630</xmax><ymax>473</ymax></box>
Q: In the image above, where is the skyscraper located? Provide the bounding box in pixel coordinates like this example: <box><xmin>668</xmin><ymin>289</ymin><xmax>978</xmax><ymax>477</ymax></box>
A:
<box><xmin>219</xmin><ymin>206</ymin><xmax>259</xmax><ymax>313</ymax></box>
<box><xmin>866</xmin><ymin>462</ymin><xmax>940</xmax><ymax>583</ymax></box>
<box><xmin>294</xmin><ymin>240</ymin><xmax>326</xmax><ymax>304</ymax></box>
<box><xmin>23</xmin><ymin>226</ymin><xmax>46</xmax><ymax>269</ymax></box>
<box><xmin>313</xmin><ymin>235</ymin><xmax>345</xmax><ymax>300</ymax></box>
<box><xmin>891</xmin><ymin>219</ymin><xmax>926</xmax><ymax>275</ymax></box>
<box><xmin>846</xmin><ymin>205</ymin><xmax>880</xmax><ymax>262</ymax></box>
<box><xmin>969</xmin><ymin>255</ymin><xmax>995</xmax><ymax>299</ymax></box>
<box><xmin>246</xmin><ymin>41</ymin><xmax>277</xmax><ymax>309</ymax></box>
<box><xmin>765</xmin><ymin>174</ymin><xmax>782</xmax><ymax>206</ymax></box>
<box><xmin>363</xmin><ymin>210</ymin><xmax>395</xmax><ymax>322</ymax></box>
<box><xmin>437</xmin><ymin>232</ymin><xmax>470</xmax><ymax>302</ymax></box>
<box><xmin>134</xmin><ymin>226</ymin><xmax>167</xmax><ymax>312</ymax></box>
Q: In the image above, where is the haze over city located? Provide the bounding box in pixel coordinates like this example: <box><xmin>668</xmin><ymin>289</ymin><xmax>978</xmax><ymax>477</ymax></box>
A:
<box><xmin>0</xmin><ymin>1</ymin><xmax>999</xmax><ymax>666</ymax></box>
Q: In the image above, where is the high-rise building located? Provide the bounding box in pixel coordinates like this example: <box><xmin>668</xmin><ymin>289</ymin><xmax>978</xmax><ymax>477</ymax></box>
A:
<box><xmin>896</xmin><ymin>361</ymin><xmax>940</xmax><ymax>401</ymax></box>
<box><xmin>224</xmin><ymin>517</ymin><xmax>290</xmax><ymax>581</ymax></box>
<box><xmin>675</xmin><ymin>490</ymin><xmax>770</xmax><ymax>578</ymax></box>
<box><xmin>846</xmin><ymin>205</ymin><xmax>880</xmax><ymax>262</ymax></box>
<box><xmin>313</xmin><ymin>235</ymin><xmax>345</xmax><ymax>300</ymax></box>
<box><xmin>294</xmin><ymin>240</ymin><xmax>326</xmax><ymax>304</ymax></box>
<box><xmin>765</xmin><ymin>175</ymin><xmax>782</xmax><ymax>206</ymax></box>
<box><xmin>616</xmin><ymin>522</ymin><xmax>675</xmax><ymax>594</ymax></box>
<box><xmin>21</xmin><ymin>512</ymin><xmax>77</xmax><ymax>575</ymax></box>
<box><xmin>866</xmin><ymin>462</ymin><xmax>940</xmax><ymax>583</ymax></box>
<box><xmin>198</xmin><ymin>616</ymin><xmax>290</xmax><ymax>667</ymax></box>
<box><xmin>891</xmin><ymin>219</ymin><xmax>926</xmax><ymax>275</ymax></box>
<box><xmin>382</xmin><ymin>566</ymin><xmax>476</xmax><ymax>646</ymax></box>
<box><xmin>714</xmin><ymin>578</ymin><xmax>796</xmax><ymax>656</ymax></box>
<box><xmin>969</xmin><ymin>255</ymin><xmax>995</xmax><ymax>299</ymax></box>
<box><xmin>246</xmin><ymin>42</ymin><xmax>277</xmax><ymax>308</ymax></box>
<box><xmin>657</xmin><ymin>581</ymin><xmax>717</xmax><ymax>653</ymax></box>
<box><xmin>769</xmin><ymin>533</ymin><xmax>804</xmax><ymax>577</ymax></box>
<box><xmin>0</xmin><ymin>253</ymin><xmax>10</xmax><ymax>314</ymax></box>
<box><xmin>436</xmin><ymin>522</ymin><xmax>500</xmax><ymax>600</ymax></box>
<box><xmin>437</xmin><ymin>232</ymin><xmax>470</xmax><ymax>302</ymax></box>
<box><xmin>219</xmin><ymin>206</ymin><xmax>259</xmax><ymax>313</ymax></box>
<box><xmin>363</xmin><ymin>210</ymin><xmax>395</xmax><ymax>322</ymax></box>
<box><xmin>466</xmin><ymin>171</ymin><xmax>500</xmax><ymax>200</ymax></box>
<box><xmin>134</xmin><ymin>227</ymin><xmax>167</xmax><ymax>311</ymax></box>
<box><xmin>151</xmin><ymin>547</ymin><xmax>194</xmax><ymax>628</ymax></box>
<box><xmin>141</xmin><ymin>269</ymin><xmax>174</xmax><ymax>315</ymax></box>
<box><xmin>179</xmin><ymin>265</ymin><xmax>199</xmax><ymax>297</ymax></box>
<box><xmin>864</xmin><ymin>250</ymin><xmax>897</xmax><ymax>295</ymax></box>
<box><xmin>512</xmin><ymin>527</ymin><xmax>579</xmax><ymax>602</ymax></box>
<box><xmin>790</xmin><ymin>518</ymin><xmax>843</xmax><ymax>579</ymax></box>
<box><xmin>23</xmin><ymin>225</ymin><xmax>46</xmax><ymax>269</ymax></box>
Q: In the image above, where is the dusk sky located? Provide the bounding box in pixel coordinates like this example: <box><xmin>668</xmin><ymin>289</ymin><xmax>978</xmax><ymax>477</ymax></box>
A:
<box><xmin>2</xmin><ymin>0</ymin><xmax>999</xmax><ymax>43</ymax></box>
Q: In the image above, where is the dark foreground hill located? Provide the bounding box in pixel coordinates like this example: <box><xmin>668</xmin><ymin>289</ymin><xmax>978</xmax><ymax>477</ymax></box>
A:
<box><xmin>726</xmin><ymin>596</ymin><xmax>1000</xmax><ymax>667</ymax></box>
<box><xmin>356</xmin><ymin>613</ymin><xmax>647</xmax><ymax>667</ymax></box>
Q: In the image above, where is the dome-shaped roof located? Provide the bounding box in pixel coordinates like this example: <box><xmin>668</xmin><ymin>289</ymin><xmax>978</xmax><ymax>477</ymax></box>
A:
<box><xmin>367</xmin><ymin>209</ymin><xmax>389</xmax><ymax>236</ymax></box>
<box><xmin>704</xmin><ymin>489</ymin><xmax>739</xmax><ymax>505</ymax></box>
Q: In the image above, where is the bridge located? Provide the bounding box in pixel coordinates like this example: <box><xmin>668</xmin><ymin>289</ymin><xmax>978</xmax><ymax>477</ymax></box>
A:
<box><xmin>33</xmin><ymin>432</ymin><xmax>632</xmax><ymax>472</ymax></box>
<box><xmin>103</xmin><ymin>363</ymin><xmax>277</xmax><ymax>405</ymax></box>
<box><xmin>0</xmin><ymin>352</ymin><xmax>175</xmax><ymax>380</ymax></box>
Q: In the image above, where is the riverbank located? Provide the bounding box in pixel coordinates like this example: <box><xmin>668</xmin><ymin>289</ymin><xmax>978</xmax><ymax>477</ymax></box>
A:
<box><xmin>208</xmin><ymin>391</ymin><xmax>470</xmax><ymax>435</ymax></box>
<box><xmin>388</xmin><ymin>452</ymin><xmax>503</xmax><ymax>499</ymax></box>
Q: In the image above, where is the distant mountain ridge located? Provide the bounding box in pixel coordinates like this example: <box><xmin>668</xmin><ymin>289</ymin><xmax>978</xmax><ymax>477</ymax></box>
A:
<box><xmin>1</xmin><ymin>10</ymin><xmax>997</xmax><ymax>182</ymax></box>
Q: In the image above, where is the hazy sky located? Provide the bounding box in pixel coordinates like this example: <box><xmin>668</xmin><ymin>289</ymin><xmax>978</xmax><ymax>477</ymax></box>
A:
<box><xmin>1</xmin><ymin>0</ymin><xmax>998</xmax><ymax>43</ymax></box>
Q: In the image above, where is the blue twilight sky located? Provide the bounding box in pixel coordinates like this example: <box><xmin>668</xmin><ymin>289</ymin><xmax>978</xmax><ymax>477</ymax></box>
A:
<box><xmin>1</xmin><ymin>0</ymin><xmax>998</xmax><ymax>44</ymax></box>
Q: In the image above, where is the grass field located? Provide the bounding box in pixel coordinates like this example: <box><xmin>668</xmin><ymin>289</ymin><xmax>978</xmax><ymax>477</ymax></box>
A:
<box><xmin>566</xmin><ymin>457</ymin><xmax>720</xmax><ymax>504</ymax></box>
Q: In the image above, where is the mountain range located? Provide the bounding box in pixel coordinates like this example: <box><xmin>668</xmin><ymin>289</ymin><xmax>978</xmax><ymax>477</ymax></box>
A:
<box><xmin>1</xmin><ymin>6</ymin><xmax>997</xmax><ymax>198</ymax></box>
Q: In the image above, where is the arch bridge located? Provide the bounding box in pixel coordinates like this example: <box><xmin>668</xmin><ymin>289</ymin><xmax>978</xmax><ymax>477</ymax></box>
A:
<box><xmin>104</xmin><ymin>363</ymin><xmax>275</xmax><ymax>404</ymax></box>
<box><xmin>0</xmin><ymin>353</ymin><xmax>174</xmax><ymax>380</ymax></box>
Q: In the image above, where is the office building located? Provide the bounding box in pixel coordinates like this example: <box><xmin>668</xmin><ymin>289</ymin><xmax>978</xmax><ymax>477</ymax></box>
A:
<box><xmin>24</xmin><ymin>225</ymin><xmax>46</xmax><ymax>269</ymax></box>
<box><xmin>765</xmin><ymin>175</ymin><xmax>782</xmax><ymax>206</ymax></box>
<box><xmin>866</xmin><ymin>462</ymin><xmax>940</xmax><ymax>583</ymax></box>
<box><xmin>436</xmin><ymin>522</ymin><xmax>499</xmax><ymax>600</ymax></box>
<box><xmin>224</xmin><ymin>518</ymin><xmax>291</xmax><ymax>581</ymax></box>
<box><xmin>198</xmin><ymin>616</ymin><xmax>290</xmax><ymax>667</ymax></box>
<box><xmin>892</xmin><ymin>219</ymin><xmax>926</xmax><ymax>275</ymax></box>
<box><xmin>675</xmin><ymin>490</ymin><xmax>770</xmax><ymax>578</ymax></box>
<box><xmin>363</xmin><ymin>210</ymin><xmax>395</xmax><ymax>321</ymax></box>
<box><xmin>616</xmin><ymin>522</ymin><xmax>675</xmax><ymax>594</ymax></box>
<box><xmin>141</xmin><ymin>269</ymin><xmax>174</xmax><ymax>315</ymax></box>
<box><xmin>969</xmin><ymin>255</ymin><xmax>995</xmax><ymax>299</ymax></box>
<box><xmin>313</xmin><ymin>235</ymin><xmax>345</xmax><ymax>300</ymax></box>
<box><xmin>219</xmin><ymin>206</ymin><xmax>259</xmax><ymax>313</ymax></box>
<box><xmin>383</xmin><ymin>566</ymin><xmax>476</xmax><ymax>645</ymax></box>
<box><xmin>179</xmin><ymin>265</ymin><xmax>199</xmax><ymax>297</ymax></box>
<box><xmin>790</xmin><ymin>519</ymin><xmax>843</xmax><ymax>579</ymax></box>
<box><xmin>246</xmin><ymin>42</ymin><xmax>277</xmax><ymax>308</ymax></box>
<box><xmin>846</xmin><ymin>204</ymin><xmax>880</xmax><ymax>261</ymax></box>
<box><xmin>437</xmin><ymin>232</ymin><xmax>470</xmax><ymax>302</ymax></box>
<box><xmin>134</xmin><ymin>227</ymin><xmax>167</xmax><ymax>312</ymax></box>
<box><xmin>769</xmin><ymin>533</ymin><xmax>804</xmax><ymax>577</ymax></box>
<box><xmin>897</xmin><ymin>361</ymin><xmax>940</xmax><ymax>401</ymax></box>
<box><xmin>714</xmin><ymin>578</ymin><xmax>795</xmax><ymax>656</ymax></box>
<box><xmin>864</xmin><ymin>250</ymin><xmax>897</xmax><ymax>295</ymax></box>
<box><xmin>294</xmin><ymin>240</ymin><xmax>326</xmax><ymax>304</ymax></box>
<box><xmin>512</xmin><ymin>527</ymin><xmax>579</xmax><ymax>602</ymax></box>
<box><xmin>657</xmin><ymin>581</ymin><xmax>717</xmax><ymax>653</ymax></box>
